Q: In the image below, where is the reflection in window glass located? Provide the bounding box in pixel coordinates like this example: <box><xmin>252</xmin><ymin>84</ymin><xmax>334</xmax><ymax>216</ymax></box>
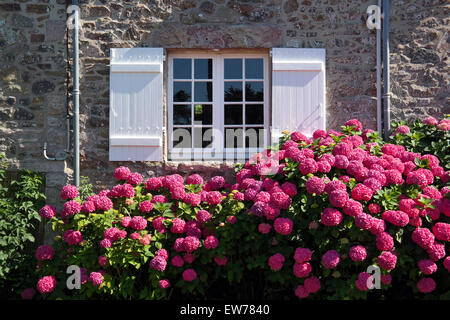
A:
<box><xmin>224</xmin><ymin>105</ymin><xmax>243</xmax><ymax>125</ymax></box>
<box><xmin>194</xmin><ymin>82</ymin><xmax>213</xmax><ymax>102</ymax></box>
<box><xmin>245</xmin><ymin>59</ymin><xmax>263</xmax><ymax>79</ymax></box>
<box><xmin>245</xmin><ymin>82</ymin><xmax>264</xmax><ymax>101</ymax></box>
<box><xmin>173</xmin><ymin>82</ymin><xmax>191</xmax><ymax>102</ymax></box>
<box><xmin>245</xmin><ymin>104</ymin><xmax>264</xmax><ymax>125</ymax></box>
<box><xmin>224</xmin><ymin>59</ymin><xmax>242</xmax><ymax>79</ymax></box>
<box><xmin>194</xmin><ymin>59</ymin><xmax>212</xmax><ymax>79</ymax></box>
<box><xmin>224</xmin><ymin>82</ymin><xmax>243</xmax><ymax>101</ymax></box>
<box><xmin>193</xmin><ymin>104</ymin><xmax>212</xmax><ymax>125</ymax></box>
<box><xmin>173</xmin><ymin>127</ymin><xmax>192</xmax><ymax>148</ymax></box>
<box><xmin>173</xmin><ymin>105</ymin><xmax>191</xmax><ymax>125</ymax></box>
<box><xmin>173</xmin><ymin>59</ymin><xmax>191</xmax><ymax>79</ymax></box>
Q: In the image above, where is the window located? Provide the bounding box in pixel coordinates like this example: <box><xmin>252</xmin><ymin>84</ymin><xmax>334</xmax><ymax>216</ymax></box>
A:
<box><xmin>168</xmin><ymin>52</ymin><xmax>269</xmax><ymax>161</ymax></box>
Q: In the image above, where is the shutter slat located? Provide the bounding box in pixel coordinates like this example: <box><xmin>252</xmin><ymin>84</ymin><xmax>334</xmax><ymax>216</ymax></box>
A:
<box><xmin>271</xmin><ymin>48</ymin><xmax>326</xmax><ymax>142</ymax></box>
<box><xmin>109</xmin><ymin>48</ymin><xmax>164</xmax><ymax>161</ymax></box>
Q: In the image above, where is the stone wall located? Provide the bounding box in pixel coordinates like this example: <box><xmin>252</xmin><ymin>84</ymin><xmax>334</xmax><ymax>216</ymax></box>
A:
<box><xmin>0</xmin><ymin>0</ymin><xmax>448</xmax><ymax>209</ymax></box>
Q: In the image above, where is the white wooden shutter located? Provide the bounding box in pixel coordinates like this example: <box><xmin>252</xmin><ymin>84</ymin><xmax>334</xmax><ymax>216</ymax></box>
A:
<box><xmin>109</xmin><ymin>48</ymin><xmax>164</xmax><ymax>161</ymax></box>
<box><xmin>271</xmin><ymin>48</ymin><xmax>326</xmax><ymax>143</ymax></box>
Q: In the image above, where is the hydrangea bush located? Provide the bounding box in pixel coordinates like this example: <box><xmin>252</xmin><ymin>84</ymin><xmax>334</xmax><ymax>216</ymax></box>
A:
<box><xmin>25</xmin><ymin>116</ymin><xmax>449</xmax><ymax>300</ymax></box>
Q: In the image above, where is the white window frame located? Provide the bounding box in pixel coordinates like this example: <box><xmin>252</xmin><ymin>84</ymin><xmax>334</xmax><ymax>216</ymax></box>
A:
<box><xmin>168</xmin><ymin>52</ymin><xmax>269</xmax><ymax>161</ymax></box>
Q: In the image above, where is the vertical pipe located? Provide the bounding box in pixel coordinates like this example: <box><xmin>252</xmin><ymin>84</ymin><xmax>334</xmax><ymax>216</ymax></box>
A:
<box><xmin>376</xmin><ymin>0</ymin><xmax>382</xmax><ymax>134</ymax></box>
<box><xmin>72</xmin><ymin>0</ymin><xmax>80</xmax><ymax>187</ymax></box>
<box><xmin>382</xmin><ymin>0</ymin><xmax>391</xmax><ymax>141</ymax></box>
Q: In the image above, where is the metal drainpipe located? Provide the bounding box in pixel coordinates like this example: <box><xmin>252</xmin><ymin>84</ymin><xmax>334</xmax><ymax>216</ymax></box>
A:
<box><xmin>376</xmin><ymin>0</ymin><xmax>382</xmax><ymax>134</ymax></box>
<box><xmin>73</xmin><ymin>0</ymin><xmax>80</xmax><ymax>187</ymax></box>
<box><xmin>382</xmin><ymin>0</ymin><xmax>391</xmax><ymax>141</ymax></box>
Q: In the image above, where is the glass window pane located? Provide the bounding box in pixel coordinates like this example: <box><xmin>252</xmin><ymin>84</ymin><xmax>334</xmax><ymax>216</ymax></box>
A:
<box><xmin>194</xmin><ymin>104</ymin><xmax>212</xmax><ymax>125</ymax></box>
<box><xmin>225</xmin><ymin>128</ymin><xmax>243</xmax><ymax>148</ymax></box>
<box><xmin>173</xmin><ymin>105</ymin><xmax>191</xmax><ymax>125</ymax></box>
<box><xmin>194</xmin><ymin>82</ymin><xmax>212</xmax><ymax>102</ymax></box>
<box><xmin>174</xmin><ymin>82</ymin><xmax>191</xmax><ymax>102</ymax></box>
<box><xmin>224</xmin><ymin>59</ymin><xmax>242</xmax><ymax>79</ymax></box>
<box><xmin>173</xmin><ymin>127</ymin><xmax>192</xmax><ymax>148</ymax></box>
<box><xmin>245</xmin><ymin>127</ymin><xmax>264</xmax><ymax>148</ymax></box>
<box><xmin>224</xmin><ymin>82</ymin><xmax>243</xmax><ymax>102</ymax></box>
<box><xmin>245</xmin><ymin>58</ymin><xmax>263</xmax><ymax>79</ymax></box>
<box><xmin>173</xmin><ymin>59</ymin><xmax>191</xmax><ymax>79</ymax></box>
<box><xmin>194</xmin><ymin>127</ymin><xmax>213</xmax><ymax>148</ymax></box>
<box><xmin>194</xmin><ymin>59</ymin><xmax>212</xmax><ymax>79</ymax></box>
<box><xmin>245</xmin><ymin>81</ymin><xmax>264</xmax><ymax>101</ymax></box>
<box><xmin>224</xmin><ymin>104</ymin><xmax>243</xmax><ymax>125</ymax></box>
<box><xmin>245</xmin><ymin>104</ymin><xmax>264</xmax><ymax>125</ymax></box>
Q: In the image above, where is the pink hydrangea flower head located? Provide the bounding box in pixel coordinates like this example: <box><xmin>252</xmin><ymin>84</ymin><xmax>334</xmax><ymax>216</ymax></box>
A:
<box><xmin>139</xmin><ymin>234</ymin><xmax>151</xmax><ymax>245</ymax></box>
<box><xmin>183</xmin><ymin>236</ymin><xmax>200</xmax><ymax>253</ymax></box>
<box><xmin>378</xmin><ymin>251</ymin><xmax>397</xmax><ymax>270</ymax></box>
<box><xmin>63</xmin><ymin>200</ymin><xmax>81</xmax><ymax>216</ymax></box>
<box><xmin>427</xmin><ymin>241</ymin><xmax>446</xmax><ymax>261</ymax></box>
<box><xmin>114</xmin><ymin>166</ymin><xmax>131</xmax><ymax>180</ymax></box>
<box><xmin>329</xmin><ymin>190</ymin><xmax>349</xmax><ymax>208</ymax></box>
<box><xmin>293</xmin><ymin>262</ymin><xmax>312</xmax><ymax>278</ymax></box>
<box><xmin>291</xmin><ymin>131</ymin><xmax>308</xmax><ymax>142</ymax></box>
<box><xmin>184</xmin><ymin>193</ymin><xmax>201</xmax><ymax>207</ymax></box>
<box><xmin>206</xmin><ymin>191</ymin><xmax>223</xmax><ymax>205</ymax></box>
<box><xmin>60</xmin><ymin>185</ymin><xmax>79</xmax><ymax>200</ymax></box>
<box><xmin>89</xmin><ymin>272</ymin><xmax>103</xmax><ymax>286</ymax></box>
<box><xmin>159</xmin><ymin>279</ymin><xmax>171</xmax><ymax>289</ymax></box>
<box><xmin>381</xmin><ymin>274</ymin><xmax>392</xmax><ymax>285</ymax></box>
<box><xmin>145</xmin><ymin>177</ymin><xmax>163</xmax><ymax>191</ymax></box>
<box><xmin>35</xmin><ymin>245</ymin><xmax>54</xmax><ymax>261</ymax></box>
<box><xmin>306</xmin><ymin>177</ymin><xmax>325</xmax><ymax>195</ymax></box>
<box><xmin>351</xmin><ymin>184</ymin><xmax>373</xmax><ymax>202</ymax></box>
<box><xmin>382</xmin><ymin>210</ymin><xmax>409</xmax><ymax>227</ymax></box>
<box><xmin>187</xmin><ymin>174</ymin><xmax>203</xmax><ymax>185</ymax></box>
<box><xmin>258</xmin><ymin>223</ymin><xmax>272</xmax><ymax>234</ymax></box>
<box><xmin>376</xmin><ymin>231</ymin><xmax>394</xmax><ymax>251</ymax></box>
<box><xmin>182</xmin><ymin>269</ymin><xmax>197</xmax><ymax>282</ymax></box>
<box><xmin>98</xmin><ymin>255</ymin><xmax>108</xmax><ymax>267</ymax></box>
<box><xmin>151</xmin><ymin>195</ymin><xmax>167</xmax><ymax>204</ymax></box>
<box><xmin>95</xmin><ymin>196</ymin><xmax>113</xmax><ymax>211</ymax></box>
<box><xmin>268</xmin><ymin>253</ymin><xmax>285</xmax><ymax>271</ymax></box>
<box><xmin>274</xmin><ymin>217</ymin><xmax>294</xmax><ymax>235</ymax></box>
<box><xmin>417</xmin><ymin>278</ymin><xmax>436</xmax><ymax>293</ymax></box>
<box><xmin>343</xmin><ymin>199</ymin><xmax>363</xmax><ymax>217</ymax></box>
<box><xmin>317</xmin><ymin>160</ymin><xmax>332</xmax><ymax>173</ymax></box>
<box><xmin>130</xmin><ymin>216</ymin><xmax>147</xmax><ymax>230</ymax></box>
<box><xmin>418</xmin><ymin>259</ymin><xmax>437</xmax><ymax>275</ymax></box>
<box><xmin>157</xmin><ymin>248</ymin><xmax>169</xmax><ymax>260</ymax></box>
<box><xmin>195</xmin><ymin>210</ymin><xmax>211</xmax><ymax>224</ymax></box>
<box><xmin>443</xmin><ymin>256</ymin><xmax>450</xmax><ymax>272</ymax></box>
<box><xmin>321</xmin><ymin>208</ymin><xmax>343</xmax><ymax>226</ymax></box>
<box><xmin>298</xmin><ymin>158</ymin><xmax>318</xmax><ymax>175</ymax></box>
<box><xmin>333</xmin><ymin>142</ymin><xmax>353</xmax><ymax>158</ymax></box>
<box><xmin>150</xmin><ymin>255</ymin><xmax>167</xmax><ymax>271</ymax></box>
<box><xmin>233</xmin><ymin>191</ymin><xmax>244</xmax><ymax>201</ymax></box>
<box><xmin>294</xmin><ymin>248</ymin><xmax>312</xmax><ymax>263</ymax></box>
<box><xmin>345</xmin><ymin>119</ymin><xmax>363</xmax><ymax>131</ymax></box>
<box><xmin>121</xmin><ymin>216</ymin><xmax>131</xmax><ymax>228</ymax></box>
<box><xmin>355</xmin><ymin>213</ymin><xmax>373</xmax><ymax>230</ymax></box>
<box><xmin>281</xmin><ymin>182</ymin><xmax>297</xmax><ymax>197</ymax></box>
<box><xmin>304</xmin><ymin>276</ymin><xmax>321</xmax><ymax>293</ymax></box>
<box><xmin>334</xmin><ymin>155</ymin><xmax>349</xmax><ymax>169</ymax></box>
<box><xmin>422</xmin><ymin>116</ymin><xmax>438</xmax><ymax>126</ymax></box>
<box><xmin>295</xmin><ymin>285</ymin><xmax>309</xmax><ymax>299</ymax></box>
<box><xmin>322</xmin><ymin>250</ymin><xmax>340</xmax><ymax>269</ymax></box>
<box><xmin>395</xmin><ymin>125</ymin><xmax>410</xmax><ymax>135</ymax></box>
<box><xmin>126</xmin><ymin>172</ymin><xmax>143</xmax><ymax>185</ymax></box>
<box><xmin>63</xmin><ymin>230</ymin><xmax>83</xmax><ymax>245</ymax></box>
<box><xmin>171</xmin><ymin>255</ymin><xmax>185</xmax><ymax>267</ymax></box>
<box><xmin>355</xmin><ymin>272</ymin><xmax>374</xmax><ymax>291</ymax></box>
<box><xmin>39</xmin><ymin>205</ymin><xmax>57</xmax><ymax>219</ymax></box>
<box><xmin>184</xmin><ymin>253</ymin><xmax>195</xmax><ymax>264</ymax></box>
<box><xmin>432</xmin><ymin>222</ymin><xmax>450</xmax><ymax>242</ymax></box>
<box><xmin>368</xmin><ymin>203</ymin><xmax>381</xmax><ymax>214</ymax></box>
<box><xmin>227</xmin><ymin>216</ymin><xmax>237</xmax><ymax>224</ymax></box>
<box><xmin>324</xmin><ymin>180</ymin><xmax>346</xmax><ymax>194</ymax></box>
<box><xmin>100</xmin><ymin>238</ymin><xmax>112</xmax><ymax>248</ymax></box>
<box><xmin>214</xmin><ymin>256</ymin><xmax>228</xmax><ymax>266</ymax></box>
<box><xmin>349</xmin><ymin>245</ymin><xmax>367</xmax><ymax>262</ymax></box>
<box><xmin>170</xmin><ymin>218</ymin><xmax>186</xmax><ymax>234</ymax></box>
<box><xmin>412</xmin><ymin>228</ymin><xmax>435</xmax><ymax>250</ymax></box>
<box><xmin>81</xmin><ymin>200</ymin><xmax>96</xmax><ymax>213</ymax></box>
<box><xmin>204</xmin><ymin>235</ymin><xmax>219</xmax><ymax>250</ymax></box>
<box><xmin>138</xmin><ymin>200</ymin><xmax>154</xmax><ymax>213</ymax></box>
<box><xmin>36</xmin><ymin>276</ymin><xmax>56</xmax><ymax>294</ymax></box>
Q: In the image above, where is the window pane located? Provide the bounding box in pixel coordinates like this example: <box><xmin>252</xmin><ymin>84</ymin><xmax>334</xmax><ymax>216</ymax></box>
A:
<box><xmin>173</xmin><ymin>105</ymin><xmax>191</xmax><ymax>125</ymax></box>
<box><xmin>194</xmin><ymin>127</ymin><xmax>213</xmax><ymax>148</ymax></box>
<box><xmin>225</xmin><ymin>128</ymin><xmax>243</xmax><ymax>148</ymax></box>
<box><xmin>194</xmin><ymin>82</ymin><xmax>212</xmax><ymax>102</ymax></box>
<box><xmin>245</xmin><ymin>81</ymin><xmax>264</xmax><ymax>101</ymax></box>
<box><xmin>245</xmin><ymin>58</ymin><xmax>263</xmax><ymax>79</ymax></box>
<box><xmin>174</xmin><ymin>82</ymin><xmax>191</xmax><ymax>102</ymax></box>
<box><xmin>173</xmin><ymin>59</ymin><xmax>191</xmax><ymax>79</ymax></box>
<box><xmin>245</xmin><ymin>104</ymin><xmax>264</xmax><ymax>125</ymax></box>
<box><xmin>224</xmin><ymin>59</ymin><xmax>242</xmax><ymax>79</ymax></box>
<box><xmin>224</xmin><ymin>82</ymin><xmax>243</xmax><ymax>102</ymax></box>
<box><xmin>224</xmin><ymin>104</ymin><xmax>243</xmax><ymax>125</ymax></box>
<box><xmin>194</xmin><ymin>104</ymin><xmax>212</xmax><ymax>125</ymax></box>
<box><xmin>194</xmin><ymin>59</ymin><xmax>212</xmax><ymax>79</ymax></box>
<box><xmin>245</xmin><ymin>127</ymin><xmax>264</xmax><ymax>148</ymax></box>
<box><xmin>173</xmin><ymin>127</ymin><xmax>192</xmax><ymax>148</ymax></box>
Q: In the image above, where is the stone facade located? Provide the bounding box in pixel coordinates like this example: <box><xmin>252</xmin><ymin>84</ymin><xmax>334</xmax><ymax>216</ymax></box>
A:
<box><xmin>0</xmin><ymin>0</ymin><xmax>448</xmax><ymax>209</ymax></box>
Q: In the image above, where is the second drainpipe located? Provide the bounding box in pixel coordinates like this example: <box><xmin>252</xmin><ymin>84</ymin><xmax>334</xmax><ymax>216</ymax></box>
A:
<box><xmin>382</xmin><ymin>0</ymin><xmax>391</xmax><ymax>141</ymax></box>
<box><xmin>376</xmin><ymin>0</ymin><xmax>382</xmax><ymax>134</ymax></box>
<box><xmin>73</xmin><ymin>0</ymin><xmax>80</xmax><ymax>187</ymax></box>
